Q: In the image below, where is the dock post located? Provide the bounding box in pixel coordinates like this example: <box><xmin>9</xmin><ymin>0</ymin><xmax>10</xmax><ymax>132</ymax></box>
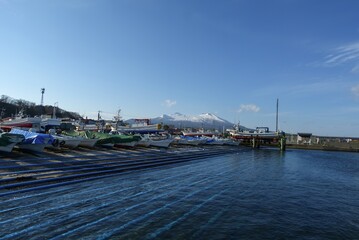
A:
<box><xmin>280</xmin><ymin>137</ymin><xmax>286</xmax><ymax>151</ymax></box>
<box><xmin>252</xmin><ymin>137</ymin><xmax>260</xmax><ymax>148</ymax></box>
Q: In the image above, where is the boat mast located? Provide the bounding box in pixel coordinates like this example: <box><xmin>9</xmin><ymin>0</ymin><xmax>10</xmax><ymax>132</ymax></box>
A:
<box><xmin>276</xmin><ymin>98</ymin><xmax>279</xmax><ymax>132</ymax></box>
<box><xmin>52</xmin><ymin>102</ymin><xmax>58</xmax><ymax>119</ymax></box>
<box><xmin>116</xmin><ymin>108</ymin><xmax>121</xmax><ymax>130</ymax></box>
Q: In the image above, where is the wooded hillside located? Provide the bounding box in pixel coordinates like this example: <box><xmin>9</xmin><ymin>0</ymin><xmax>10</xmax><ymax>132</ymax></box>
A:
<box><xmin>0</xmin><ymin>95</ymin><xmax>81</xmax><ymax>119</ymax></box>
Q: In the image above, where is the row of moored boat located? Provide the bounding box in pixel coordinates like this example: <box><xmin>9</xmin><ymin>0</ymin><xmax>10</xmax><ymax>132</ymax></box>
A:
<box><xmin>0</xmin><ymin>128</ymin><xmax>241</xmax><ymax>154</ymax></box>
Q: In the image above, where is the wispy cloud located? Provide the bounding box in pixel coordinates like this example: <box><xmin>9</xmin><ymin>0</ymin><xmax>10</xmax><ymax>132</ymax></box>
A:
<box><xmin>163</xmin><ymin>99</ymin><xmax>177</xmax><ymax>108</ymax></box>
<box><xmin>351</xmin><ymin>84</ymin><xmax>359</xmax><ymax>97</ymax></box>
<box><xmin>288</xmin><ymin>81</ymin><xmax>344</xmax><ymax>94</ymax></box>
<box><xmin>254</xmin><ymin>79</ymin><xmax>348</xmax><ymax>98</ymax></box>
<box><xmin>324</xmin><ymin>41</ymin><xmax>359</xmax><ymax>67</ymax></box>
<box><xmin>342</xmin><ymin>106</ymin><xmax>359</xmax><ymax>113</ymax></box>
<box><xmin>237</xmin><ymin>104</ymin><xmax>260</xmax><ymax>113</ymax></box>
<box><xmin>351</xmin><ymin>64</ymin><xmax>359</xmax><ymax>73</ymax></box>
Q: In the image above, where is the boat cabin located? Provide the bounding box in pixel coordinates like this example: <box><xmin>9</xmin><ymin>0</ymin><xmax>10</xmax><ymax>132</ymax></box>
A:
<box><xmin>297</xmin><ymin>132</ymin><xmax>312</xmax><ymax>144</ymax></box>
<box><xmin>256</xmin><ymin>127</ymin><xmax>270</xmax><ymax>133</ymax></box>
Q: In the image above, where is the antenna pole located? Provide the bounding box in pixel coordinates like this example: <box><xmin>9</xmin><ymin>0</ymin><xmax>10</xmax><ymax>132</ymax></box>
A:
<box><xmin>40</xmin><ymin>88</ymin><xmax>45</xmax><ymax>106</ymax></box>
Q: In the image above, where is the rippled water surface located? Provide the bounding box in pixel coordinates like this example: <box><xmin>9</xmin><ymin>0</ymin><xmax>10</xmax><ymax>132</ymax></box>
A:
<box><xmin>0</xmin><ymin>148</ymin><xmax>358</xmax><ymax>239</ymax></box>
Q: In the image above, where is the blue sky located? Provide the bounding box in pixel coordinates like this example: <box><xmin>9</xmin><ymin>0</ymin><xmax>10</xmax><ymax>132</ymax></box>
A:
<box><xmin>1</xmin><ymin>0</ymin><xmax>359</xmax><ymax>137</ymax></box>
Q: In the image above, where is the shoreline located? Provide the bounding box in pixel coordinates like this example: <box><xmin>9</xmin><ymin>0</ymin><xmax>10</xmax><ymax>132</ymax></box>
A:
<box><xmin>286</xmin><ymin>143</ymin><xmax>359</xmax><ymax>153</ymax></box>
<box><xmin>241</xmin><ymin>142</ymin><xmax>359</xmax><ymax>153</ymax></box>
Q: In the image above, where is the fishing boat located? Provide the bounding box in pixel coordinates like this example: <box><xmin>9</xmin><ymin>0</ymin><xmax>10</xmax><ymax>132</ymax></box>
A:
<box><xmin>51</xmin><ymin>135</ymin><xmax>82</xmax><ymax>149</ymax></box>
<box><xmin>181</xmin><ymin>129</ymin><xmax>218</xmax><ymax>137</ymax></box>
<box><xmin>117</xmin><ymin>119</ymin><xmax>162</xmax><ymax>134</ymax></box>
<box><xmin>1</xmin><ymin>113</ymin><xmax>62</xmax><ymax>133</ymax></box>
<box><xmin>140</xmin><ymin>134</ymin><xmax>174</xmax><ymax>148</ymax></box>
<box><xmin>85</xmin><ymin>131</ymin><xmax>139</xmax><ymax>148</ymax></box>
<box><xmin>108</xmin><ymin>131</ymin><xmax>141</xmax><ymax>148</ymax></box>
<box><xmin>173</xmin><ymin>136</ymin><xmax>207</xmax><ymax>146</ymax></box>
<box><xmin>0</xmin><ymin>129</ymin><xmax>25</xmax><ymax>152</ymax></box>
<box><xmin>227</xmin><ymin>125</ymin><xmax>282</xmax><ymax>140</ymax></box>
<box><xmin>0</xmin><ymin>116</ymin><xmax>42</xmax><ymax>131</ymax></box>
<box><xmin>61</xmin><ymin>130</ymin><xmax>99</xmax><ymax>148</ymax></box>
<box><xmin>204</xmin><ymin>136</ymin><xmax>226</xmax><ymax>145</ymax></box>
<box><xmin>204</xmin><ymin>136</ymin><xmax>241</xmax><ymax>145</ymax></box>
<box><xmin>228</xmin><ymin>100</ymin><xmax>284</xmax><ymax>141</ymax></box>
<box><xmin>9</xmin><ymin>128</ymin><xmax>56</xmax><ymax>152</ymax></box>
<box><xmin>40</xmin><ymin>117</ymin><xmax>61</xmax><ymax>133</ymax></box>
<box><xmin>131</xmin><ymin>134</ymin><xmax>150</xmax><ymax>147</ymax></box>
<box><xmin>86</xmin><ymin>131</ymin><xmax>115</xmax><ymax>148</ymax></box>
<box><xmin>223</xmin><ymin>139</ymin><xmax>241</xmax><ymax>146</ymax></box>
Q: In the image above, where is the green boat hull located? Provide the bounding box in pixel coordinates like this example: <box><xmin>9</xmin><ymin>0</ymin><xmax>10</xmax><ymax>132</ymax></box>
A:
<box><xmin>63</xmin><ymin>131</ymin><xmax>140</xmax><ymax>146</ymax></box>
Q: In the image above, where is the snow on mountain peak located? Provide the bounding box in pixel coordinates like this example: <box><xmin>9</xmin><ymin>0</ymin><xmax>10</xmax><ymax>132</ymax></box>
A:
<box><xmin>198</xmin><ymin>113</ymin><xmax>225</xmax><ymax>122</ymax></box>
<box><xmin>148</xmin><ymin>112</ymin><xmax>233</xmax><ymax>130</ymax></box>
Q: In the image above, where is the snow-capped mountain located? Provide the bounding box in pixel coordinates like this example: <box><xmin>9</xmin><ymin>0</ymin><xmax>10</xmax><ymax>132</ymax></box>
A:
<box><xmin>126</xmin><ymin>113</ymin><xmax>235</xmax><ymax>130</ymax></box>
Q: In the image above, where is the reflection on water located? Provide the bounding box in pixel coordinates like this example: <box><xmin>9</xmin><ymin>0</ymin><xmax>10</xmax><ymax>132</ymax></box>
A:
<box><xmin>0</xmin><ymin>148</ymin><xmax>358</xmax><ymax>239</ymax></box>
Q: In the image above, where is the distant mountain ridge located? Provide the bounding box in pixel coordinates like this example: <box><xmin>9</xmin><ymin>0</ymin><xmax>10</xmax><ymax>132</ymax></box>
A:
<box><xmin>126</xmin><ymin>112</ymin><xmax>236</xmax><ymax>130</ymax></box>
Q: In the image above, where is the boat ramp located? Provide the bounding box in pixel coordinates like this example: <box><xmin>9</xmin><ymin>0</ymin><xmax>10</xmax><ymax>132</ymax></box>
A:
<box><xmin>0</xmin><ymin>145</ymin><xmax>242</xmax><ymax>197</ymax></box>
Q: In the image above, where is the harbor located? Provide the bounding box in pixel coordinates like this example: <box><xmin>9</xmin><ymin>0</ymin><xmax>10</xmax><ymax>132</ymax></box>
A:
<box><xmin>1</xmin><ymin>131</ymin><xmax>357</xmax><ymax>197</ymax></box>
<box><xmin>0</xmin><ymin>146</ymin><xmax>358</xmax><ymax>239</ymax></box>
<box><xmin>2</xmin><ymin>1</ymin><xmax>359</xmax><ymax>238</ymax></box>
<box><xmin>0</xmin><ymin>102</ymin><xmax>358</xmax><ymax>239</ymax></box>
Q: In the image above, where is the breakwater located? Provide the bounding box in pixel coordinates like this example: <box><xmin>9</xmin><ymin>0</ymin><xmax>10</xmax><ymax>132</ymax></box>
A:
<box><xmin>241</xmin><ymin>140</ymin><xmax>359</xmax><ymax>152</ymax></box>
<box><xmin>287</xmin><ymin>141</ymin><xmax>359</xmax><ymax>152</ymax></box>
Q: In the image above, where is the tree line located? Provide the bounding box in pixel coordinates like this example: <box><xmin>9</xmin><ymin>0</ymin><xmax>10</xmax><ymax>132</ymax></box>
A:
<box><xmin>0</xmin><ymin>95</ymin><xmax>80</xmax><ymax>120</ymax></box>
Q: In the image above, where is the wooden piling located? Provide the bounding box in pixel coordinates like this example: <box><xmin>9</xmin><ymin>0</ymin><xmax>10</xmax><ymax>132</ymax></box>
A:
<box><xmin>280</xmin><ymin>137</ymin><xmax>286</xmax><ymax>151</ymax></box>
<box><xmin>252</xmin><ymin>137</ymin><xmax>260</xmax><ymax>148</ymax></box>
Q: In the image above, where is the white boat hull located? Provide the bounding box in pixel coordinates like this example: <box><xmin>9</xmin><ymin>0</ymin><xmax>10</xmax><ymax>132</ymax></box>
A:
<box><xmin>176</xmin><ymin>139</ymin><xmax>204</xmax><ymax>146</ymax></box>
<box><xmin>182</xmin><ymin>132</ymin><xmax>217</xmax><ymax>137</ymax></box>
<box><xmin>206</xmin><ymin>140</ymin><xmax>224</xmax><ymax>145</ymax></box>
<box><xmin>149</xmin><ymin>139</ymin><xmax>173</xmax><ymax>148</ymax></box>
<box><xmin>115</xmin><ymin>141</ymin><xmax>138</xmax><ymax>148</ymax></box>
<box><xmin>62</xmin><ymin>139</ymin><xmax>82</xmax><ymax>149</ymax></box>
<box><xmin>16</xmin><ymin>143</ymin><xmax>47</xmax><ymax>152</ymax></box>
<box><xmin>79</xmin><ymin>138</ymin><xmax>98</xmax><ymax>148</ymax></box>
<box><xmin>52</xmin><ymin>135</ymin><xmax>81</xmax><ymax>149</ymax></box>
<box><xmin>136</xmin><ymin>140</ymin><xmax>151</xmax><ymax>147</ymax></box>
<box><xmin>223</xmin><ymin>140</ymin><xmax>241</xmax><ymax>146</ymax></box>
<box><xmin>101</xmin><ymin>143</ymin><xmax>115</xmax><ymax>148</ymax></box>
<box><xmin>0</xmin><ymin>142</ymin><xmax>17</xmax><ymax>153</ymax></box>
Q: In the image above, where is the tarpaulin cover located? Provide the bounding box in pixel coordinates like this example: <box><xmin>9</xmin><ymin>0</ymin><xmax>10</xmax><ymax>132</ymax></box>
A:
<box><xmin>10</xmin><ymin>129</ymin><xmax>55</xmax><ymax>145</ymax></box>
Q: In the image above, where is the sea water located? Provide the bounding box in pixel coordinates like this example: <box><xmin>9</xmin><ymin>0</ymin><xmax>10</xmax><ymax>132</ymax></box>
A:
<box><xmin>0</xmin><ymin>147</ymin><xmax>358</xmax><ymax>239</ymax></box>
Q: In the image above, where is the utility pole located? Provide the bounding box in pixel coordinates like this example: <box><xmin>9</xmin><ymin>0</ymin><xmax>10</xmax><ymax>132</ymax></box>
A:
<box><xmin>40</xmin><ymin>88</ymin><xmax>45</xmax><ymax>106</ymax></box>
<box><xmin>0</xmin><ymin>107</ymin><xmax>5</xmax><ymax>120</ymax></box>
<box><xmin>52</xmin><ymin>102</ymin><xmax>58</xmax><ymax>118</ymax></box>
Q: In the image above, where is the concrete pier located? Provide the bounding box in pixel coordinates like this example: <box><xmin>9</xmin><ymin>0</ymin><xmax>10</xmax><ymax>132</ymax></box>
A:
<box><xmin>241</xmin><ymin>135</ymin><xmax>287</xmax><ymax>151</ymax></box>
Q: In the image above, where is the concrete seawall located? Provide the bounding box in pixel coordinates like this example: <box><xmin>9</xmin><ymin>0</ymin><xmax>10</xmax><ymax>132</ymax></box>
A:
<box><xmin>287</xmin><ymin>142</ymin><xmax>359</xmax><ymax>152</ymax></box>
<box><xmin>240</xmin><ymin>140</ymin><xmax>359</xmax><ymax>152</ymax></box>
